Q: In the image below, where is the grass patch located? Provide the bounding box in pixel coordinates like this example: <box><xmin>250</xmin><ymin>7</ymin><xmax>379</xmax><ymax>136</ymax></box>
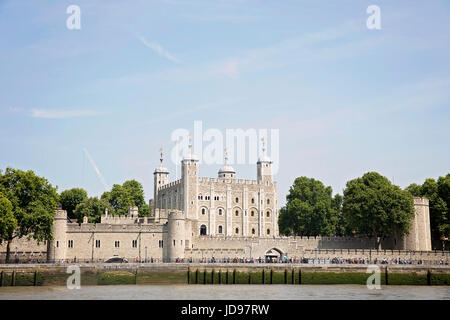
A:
<box><xmin>136</xmin><ymin>272</ymin><xmax>186</xmax><ymax>285</ymax></box>
<box><xmin>388</xmin><ymin>272</ymin><xmax>428</xmax><ymax>285</ymax></box>
<box><xmin>98</xmin><ymin>271</ymin><xmax>136</xmax><ymax>285</ymax></box>
<box><xmin>302</xmin><ymin>272</ymin><xmax>374</xmax><ymax>285</ymax></box>
<box><xmin>430</xmin><ymin>273</ymin><xmax>450</xmax><ymax>285</ymax></box>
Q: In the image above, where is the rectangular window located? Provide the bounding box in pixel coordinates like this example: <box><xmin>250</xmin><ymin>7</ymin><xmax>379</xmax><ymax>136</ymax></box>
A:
<box><xmin>95</xmin><ymin>240</ymin><xmax>101</xmax><ymax>248</ymax></box>
<box><xmin>68</xmin><ymin>240</ymin><xmax>73</xmax><ymax>248</ymax></box>
<box><xmin>159</xmin><ymin>240</ymin><xmax>163</xmax><ymax>248</ymax></box>
<box><xmin>132</xmin><ymin>240</ymin><xmax>137</xmax><ymax>248</ymax></box>
<box><xmin>56</xmin><ymin>241</ymin><xmax>59</xmax><ymax>248</ymax></box>
<box><xmin>115</xmin><ymin>241</ymin><xmax>120</xmax><ymax>248</ymax></box>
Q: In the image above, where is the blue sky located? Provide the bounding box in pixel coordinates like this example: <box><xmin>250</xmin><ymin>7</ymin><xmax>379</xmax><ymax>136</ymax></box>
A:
<box><xmin>1</xmin><ymin>0</ymin><xmax>449</xmax><ymax>205</ymax></box>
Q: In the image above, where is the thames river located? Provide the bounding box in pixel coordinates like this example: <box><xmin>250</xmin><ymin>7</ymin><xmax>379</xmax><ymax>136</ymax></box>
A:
<box><xmin>0</xmin><ymin>285</ymin><xmax>449</xmax><ymax>300</ymax></box>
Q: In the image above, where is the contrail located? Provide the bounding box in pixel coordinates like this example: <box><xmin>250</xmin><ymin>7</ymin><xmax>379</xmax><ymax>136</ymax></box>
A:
<box><xmin>83</xmin><ymin>148</ymin><xmax>110</xmax><ymax>191</ymax></box>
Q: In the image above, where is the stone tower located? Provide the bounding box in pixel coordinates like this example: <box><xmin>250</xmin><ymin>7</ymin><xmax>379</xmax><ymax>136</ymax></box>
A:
<box><xmin>164</xmin><ymin>211</ymin><xmax>185</xmax><ymax>262</ymax></box>
<box><xmin>404</xmin><ymin>197</ymin><xmax>432</xmax><ymax>251</ymax></box>
<box><xmin>47</xmin><ymin>206</ymin><xmax>67</xmax><ymax>262</ymax></box>
<box><xmin>257</xmin><ymin>137</ymin><xmax>273</xmax><ymax>184</ymax></box>
<box><xmin>153</xmin><ymin>148</ymin><xmax>169</xmax><ymax>220</ymax></box>
<box><xmin>181</xmin><ymin>135</ymin><xmax>199</xmax><ymax>220</ymax></box>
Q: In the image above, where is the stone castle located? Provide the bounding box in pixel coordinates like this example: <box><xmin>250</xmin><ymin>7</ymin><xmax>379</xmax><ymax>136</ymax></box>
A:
<box><xmin>0</xmin><ymin>143</ymin><xmax>433</xmax><ymax>263</ymax></box>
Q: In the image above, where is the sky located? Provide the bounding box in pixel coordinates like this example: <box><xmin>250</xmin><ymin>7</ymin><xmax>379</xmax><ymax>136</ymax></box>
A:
<box><xmin>0</xmin><ymin>0</ymin><xmax>449</xmax><ymax>205</ymax></box>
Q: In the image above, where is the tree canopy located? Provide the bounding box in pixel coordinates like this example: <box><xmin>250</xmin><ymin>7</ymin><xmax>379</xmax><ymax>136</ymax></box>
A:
<box><xmin>278</xmin><ymin>177</ymin><xmax>341</xmax><ymax>236</ymax></box>
<box><xmin>0</xmin><ymin>168</ymin><xmax>59</xmax><ymax>262</ymax></box>
<box><xmin>101</xmin><ymin>179</ymin><xmax>150</xmax><ymax>217</ymax></box>
<box><xmin>343</xmin><ymin>171</ymin><xmax>414</xmax><ymax>248</ymax></box>
<box><xmin>73</xmin><ymin>197</ymin><xmax>111</xmax><ymax>223</ymax></box>
<box><xmin>60</xmin><ymin>188</ymin><xmax>88</xmax><ymax>219</ymax></box>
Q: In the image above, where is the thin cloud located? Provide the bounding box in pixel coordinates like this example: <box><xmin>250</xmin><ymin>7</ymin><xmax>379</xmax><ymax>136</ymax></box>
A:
<box><xmin>31</xmin><ymin>109</ymin><xmax>105</xmax><ymax>119</ymax></box>
<box><xmin>137</xmin><ymin>36</ymin><xmax>181</xmax><ymax>63</ymax></box>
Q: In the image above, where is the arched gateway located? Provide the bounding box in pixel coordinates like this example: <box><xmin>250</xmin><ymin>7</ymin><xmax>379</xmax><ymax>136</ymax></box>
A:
<box><xmin>265</xmin><ymin>248</ymin><xmax>284</xmax><ymax>262</ymax></box>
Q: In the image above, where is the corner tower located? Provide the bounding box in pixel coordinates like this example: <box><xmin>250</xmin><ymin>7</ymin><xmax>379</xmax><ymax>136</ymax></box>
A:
<box><xmin>257</xmin><ymin>137</ymin><xmax>272</xmax><ymax>184</ymax></box>
<box><xmin>182</xmin><ymin>134</ymin><xmax>199</xmax><ymax>219</ymax></box>
<box><xmin>153</xmin><ymin>148</ymin><xmax>169</xmax><ymax>217</ymax></box>
<box><xmin>47</xmin><ymin>206</ymin><xmax>67</xmax><ymax>262</ymax></box>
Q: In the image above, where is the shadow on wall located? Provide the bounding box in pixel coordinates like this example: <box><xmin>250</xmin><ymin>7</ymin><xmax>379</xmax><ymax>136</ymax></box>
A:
<box><xmin>317</xmin><ymin>237</ymin><xmax>400</xmax><ymax>250</ymax></box>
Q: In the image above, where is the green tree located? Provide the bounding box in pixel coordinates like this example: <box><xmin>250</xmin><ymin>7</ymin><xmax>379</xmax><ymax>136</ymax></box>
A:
<box><xmin>101</xmin><ymin>179</ymin><xmax>150</xmax><ymax>216</ymax></box>
<box><xmin>73</xmin><ymin>197</ymin><xmax>111</xmax><ymax>223</ymax></box>
<box><xmin>0</xmin><ymin>193</ymin><xmax>17</xmax><ymax>251</ymax></box>
<box><xmin>0</xmin><ymin>168</ymin><xmax>59</xmax><ymax>262</ymax></box>
<box><xmin>278</xmin><ymin>177</ymin><xmax>339</xmax><ymax>236</ymax></box>
<box><xmin>332</xmin><ymin>193</ymin><xmax>348</xmax><ymax>236</ymax></box>
<box><xmin>60</xmin><ymin>188</ymin><xmax>88</xmax><ymax>219</ymax></box>
<box><xmin>343</xmin><ymin>172</ymin><xmax>414</xmax><ymax>249</ymax></box>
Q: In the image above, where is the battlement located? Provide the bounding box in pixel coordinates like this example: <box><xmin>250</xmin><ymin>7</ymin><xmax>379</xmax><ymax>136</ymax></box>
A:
<box><xmin>198</xmin><ymin>177</ymin><xmax>260</xmax><ymax>185</ymax></box>
<box><xmin>158</xmin><ymin>179</ymin><xmax>182</xmax><ymax>191</ymax></box>
<box><xmin>66</xmin><ymin>222</ymin><xmax>164</xmax><ymax>233</ymax></box>
<box><xmin>54</xmin><ymin>208</ymin><xmax>68</xmax><ymax>220</ymax></box>
<box><xmin>413</xmin><ymin>197</ymin><xmax>429</xmax><ymax>206</ymax></box>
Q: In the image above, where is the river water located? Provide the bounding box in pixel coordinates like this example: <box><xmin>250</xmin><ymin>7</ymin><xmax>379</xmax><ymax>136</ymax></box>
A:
<box><xmin>0</xmin><ymin>285</ymin><xmax>449</xmax><ymax>300</ymax></box>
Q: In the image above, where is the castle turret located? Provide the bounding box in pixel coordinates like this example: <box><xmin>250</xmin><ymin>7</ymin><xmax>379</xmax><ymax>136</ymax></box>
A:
<box><xmin>47</xmin><ymin>206</ymin><xmax>67</xmax><ymax>262</ymax></box>
<box><xmin>164</xmin><ymin>211</ymin><xmax>185</xmax><ymax>262</ymax></box>
<box><xmin>218</xmin><ymin>148</ymin><xmax>235</xmax><ymax>179</ymax></box>
<box><xmin>257</xmin><ymin>137</ymin><xmax>272</xmax><ymax>184</ymax></box>
<box><xmin>154</xmin><ymin>148</ymin><xmax>169</xmax><ymax>220</ymax></box>
<box><xmin>403</xmin><ymin>197</ymin><xmax>432</xmax><ymax>251</ymax></box>
<box><xmin>182</xmin><ymin>134</ymin><xmax>199</xmax><ymax>219</ymax></box>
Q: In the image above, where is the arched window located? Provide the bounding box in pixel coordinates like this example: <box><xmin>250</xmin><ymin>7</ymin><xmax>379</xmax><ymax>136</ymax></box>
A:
<box><xmin>235</xmin><ymin>197</ymin><xmax>239</xmax><ymax>203</ymax></box>
<box><xmin>235</xmin><ymin>227</ymin><xmax>239</xmax><ymax>234</ymax></box>
<box><xmin>201</xmin><ymin>208</ymin><xmax>206</xmax><ymax>215</ymax></box>
<box><xmin>235</xmin><ymin>210</ymin><xmax>239</xmax><ymax>216</ymax></box>
<box><xmin>218</xmin><ymin>225</ymin><xmax>223</xmax><ymax>234</ymax></box>
<box><xmin>200</xmin><ymin>225</ymin><xmax>207</xmax><ymax>236</ymax></box>
<box><xmin>218</xmin><ymin>208</ymin><xmax>223</xmax><ymax>216</ymax></box>
<box><xmin>267</xmin><ymin>199</ymin><xmax>270</xmax><ymax>205</ymax></box>
<box><xmin>251</xmin><ymin>211</ymin><xmax>254</xmax><ymax>217</ymax></box>
<box><xmin>266</xmin><ymin>211</ymin><xmax>270</xmax><ymax>217</ymax></box>
<box><xmin>267</xmin><ymin>229</ymin><xmax>270</xmax><ymax>235</ymax></box>
<box><xmin>251</xmin><ymin>198</ymin><xmax>255</xmax><ymax>204</ymax></box>
<box><xmin>252</xmin><ymin>228</ymin><xmax>255</xmax><ymax>235</ymax></box>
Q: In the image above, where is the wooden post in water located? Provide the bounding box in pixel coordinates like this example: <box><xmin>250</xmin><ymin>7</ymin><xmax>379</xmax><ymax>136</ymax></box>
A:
<box><xmin>291</xmin><ymin>269</ymin><xmax>295</xmax><ymax>284</ymax></box>
<box><xmin>196</xmin><ymin>269</ymin><xmax>199</xmax><ymax>284</ymax></box>
<box><xmin>262</xmin><ymin>269</ymin><xmax>265</xmax><ymax>284</ymax></box>
<box><xmin>34</xmin><ymin>271</ymin><xmax>38</xmax><ymax>286</ymax></box>
<box><xmin>284</xmin><ymin>269</ymin><xmax>287</xmax><ymax>284</ymax></box>
<box><xmin>299</xmin><ymin>269</ymin><xmax>302</xmax><ymax>285</ymax></box>
<box><xmin>0</xmin><ymin>271</ymin><xmax>3</xmax><ymax>287</ymax></box>
<box><xmin>232</xmin><ymin>269</ymin><xmax>236</xmax><ymax>284</ymax></box>
<box><xmin>11</xmin><ymin>271</ymin><xmax>16</xmax><ymax>286</ymax></box>
<box><xmin>226</xmin><ymin>270</ymin><xmax>229</xmax><ymax>284</ymax></box>
<box><xmin>211</xmin><ymin>269</ymin><xmax>214</xmax><ymax>284</ymax></box>
<box><xmin>270</xmin><ymin>269</ymin><xmax>273</xmax><ymax>284</ymax></box>
<box><xmin>218</xmin><ymin>270</ymin><xmax>222</xmax><ymax>284</ymax></box>
<box><xmin>203</xmin><ymin>270</ymin><xmax>206</xmax><ymax>284</ymax></box>
<box><xmin>187</xmin><ymin>267</ymin><xmax>190</xmax><ymax>284</ymax></box>
<box><xmin>427</xmin><ymin>269</ymin><xmax>431</xmax><ymax>285</ymax></box>
<box><xmin>385</xmin><ymin>266</ymin><xmax>389</xmax><ymax>285</ymax></box>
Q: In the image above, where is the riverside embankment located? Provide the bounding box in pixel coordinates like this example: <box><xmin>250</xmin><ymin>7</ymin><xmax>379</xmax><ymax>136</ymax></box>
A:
<box><xmin>0</xmin><ymin>263</ymin><xmax>449</xmax><ymax>286</ymax></box>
